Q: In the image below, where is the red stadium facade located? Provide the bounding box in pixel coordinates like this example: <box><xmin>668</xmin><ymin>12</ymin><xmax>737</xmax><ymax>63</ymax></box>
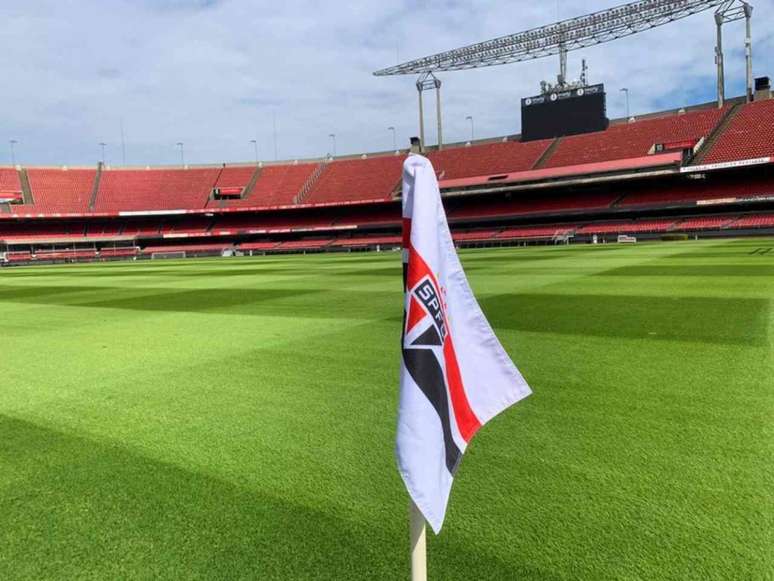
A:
<box><xmin>2</xmin><ymin>96</ymin><xmax>774</xmax><ymax>265</ymax></box>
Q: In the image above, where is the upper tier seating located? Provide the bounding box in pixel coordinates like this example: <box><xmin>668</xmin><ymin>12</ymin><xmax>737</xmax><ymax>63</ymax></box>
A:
<box><xmin>0</xmin><ymin>168</ymin><xmax>21</xmax><ymax>192</ymax></box>
<box><xmin>244</xmin><ymin>163</ymin><xmax>317</xmax><ymax>206</ymax></box>
<box><xmin>22</xmin><ymin>168</ymin><xmax>96</xmax><ymax>213</ymax></box>
<box><xmin>214</xmin><ymin>166</ymin><xmax>256</xmax><ymax>189</ymax></box>
<box><xmin>304</xmin><ymin>156</ymin><xmax>405</xmax><ymax>204</ymax></box>
<box><xmin>701</xmin><ymin>99</ymin><xmax>774</xmax><ymax>164</ymax></box>
<box><xmin>543</xmin><ymin>107</ymin><xmax>725</xmax><ymax>168</ymax></box>
<box><xmin>205</xmin><ymin>166</ymin><xmax>259</xmax><ymax>208</ymax></box>
<box><xmin>428</xmin><ymin>140</ymin><xmax>552</xmax><ymax>179</ymax></box>
<box><xmin>94</xmin><ymin>168</ymin><xmax>220</xmax><ymax>212</ymax></box>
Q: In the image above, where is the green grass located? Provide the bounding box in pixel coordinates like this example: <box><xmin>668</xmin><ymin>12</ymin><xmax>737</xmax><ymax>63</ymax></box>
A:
<box><xmin>1</xmin><ymin>239</ymin><xmax>772</xmax><ymax>580</ymax></box>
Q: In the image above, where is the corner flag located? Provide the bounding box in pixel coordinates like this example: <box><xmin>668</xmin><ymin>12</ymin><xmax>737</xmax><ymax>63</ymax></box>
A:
<box><xmin>397</xmin><ymin>154</ymin><xmax>532</xmax><ymax>534</ymax></box>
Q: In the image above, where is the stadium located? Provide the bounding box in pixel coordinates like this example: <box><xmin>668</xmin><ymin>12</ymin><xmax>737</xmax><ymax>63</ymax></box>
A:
<box><xmin>0</xmin><ymin>0</ymin><xmax>772</xmax><ymax>579</ymax></box>
<box><xmin>1</xmin><ymin>93</ymin><xmax>774</xmax><ymax>261</ymax></box>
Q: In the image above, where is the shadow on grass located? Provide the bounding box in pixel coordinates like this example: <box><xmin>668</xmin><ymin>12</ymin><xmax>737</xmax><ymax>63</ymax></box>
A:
<box><xmin>0</xmin><ymin>415</ymin><xmax>529</xmax><ymax>580</ymax></box>
<box><xmin>598</xmin><ymin>264</ymin><xmax>774</xmax><ymax>277</ymax></box>
<box><xmin>480</xmin><ymin>293</ymin><xmax>769</xmax><ymax>345</ymax></box>
<box><xmin>0</xmin><ymin>284</ymin><xmax>402</xmax><ymax>320</ymax></box>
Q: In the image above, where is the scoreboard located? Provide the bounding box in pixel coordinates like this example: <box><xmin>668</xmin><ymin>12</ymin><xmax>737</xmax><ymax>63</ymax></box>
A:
<box><xmin>521</xmin><ymin>84</ymin><xmax>609</xmax><ymax>141</ymax></box>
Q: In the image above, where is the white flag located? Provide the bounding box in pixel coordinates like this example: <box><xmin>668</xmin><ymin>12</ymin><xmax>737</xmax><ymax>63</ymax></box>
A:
<box><xmin>397</xmin><ymin>154</ymin><xmax>532</xmax><ymax>533</ymax></box>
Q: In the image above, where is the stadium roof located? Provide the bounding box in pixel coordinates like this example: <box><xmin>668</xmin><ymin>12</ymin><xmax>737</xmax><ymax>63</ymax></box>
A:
<box><xmin>374</xmin><ymin>0</ymin><xmax>724</xmax><ymax>76</ymax></box>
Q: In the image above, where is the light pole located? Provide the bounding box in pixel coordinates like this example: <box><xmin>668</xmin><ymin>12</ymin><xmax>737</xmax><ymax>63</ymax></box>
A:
<box><xmin>120</xmin><ymin>118</ymin><xmax>127</xmax><ymax>165</ymax></box>
<box><xmin>328</xmin><ymin>133</ymin><xmax>336</xmax><ymax>157</ymax></box>
<box><xmin>465</xmin><ymin>115</ymin><xmax>474</xmax><ymax>142</ymax></box>
<box><xmin>9</xmin><ymin>140</ymin><xmax>17</xmax><ymax>166</ymax></box>
<box><xmin>250</xmin><ymin>139</ymin><xmax>258</xmax><ymax>163</ymax></box>
<box><xmin>620</xmin><ymin>88</ymin><xmax>630</xmax><ymax>119</ymax></box>
<box><xmin>273</xmin><ymin>111</ymin><xmax>278</xmax><ymax>161</ymax></box>
<box><xmin>176</xmin><ymin>142</ymin><xmax>185</xmax><ymax>166</ymax></box>
<box><xmin>388</xmin><ymin>126</ymin><xmax>396</xmax><ymax>151</ymax></box>
<box><xmin>99</xmin><ymin>142</ymin><xmax>107</xmax><ymax>164</ymax></box>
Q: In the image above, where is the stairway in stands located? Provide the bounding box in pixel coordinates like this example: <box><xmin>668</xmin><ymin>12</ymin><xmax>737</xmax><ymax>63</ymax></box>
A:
<box><xmin>532</xmin><ymin>137</ymin><xmax>562</xmax><ymax>169</ymax></box>
<box><xmin>240</xmin><ymin>165</ymin><xmax>263</xmax><ymax>201</ymax></box>
<box><xmin>88</xmin><ymin>162</ymin><xmax>103</xmax><ymax>210</ymax></box>
<box><xmin>690</xmin><ymin>103</ymin><xmax>741</xmax><ymax>165</ymax></box>
<box><xmin>18</xmin><ymin>168</ymin><xmax>34</xmax><ymax>205</ymax></box>
<box><xmin>294</xmin><ymin>160</ymin><xmax>329</xmax><ymax>204</ymax></box>
<box><xmin>210</xmin><ymin>165</ymin><xmax>226</xmax><ymax>208</ymax></box>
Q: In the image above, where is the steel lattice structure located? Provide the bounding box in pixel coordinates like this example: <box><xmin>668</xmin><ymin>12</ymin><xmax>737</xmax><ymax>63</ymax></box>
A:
<box><xmin>374</xmin><ymin>0</ymin><xmax>724</xmax><ymax>76</ymax></box>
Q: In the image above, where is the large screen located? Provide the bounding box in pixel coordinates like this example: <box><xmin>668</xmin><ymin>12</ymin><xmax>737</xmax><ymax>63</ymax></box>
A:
<box><xmin>521</xmin><ymin>84</ymin><xmax>608</xmax><ymax>141</ymax></box>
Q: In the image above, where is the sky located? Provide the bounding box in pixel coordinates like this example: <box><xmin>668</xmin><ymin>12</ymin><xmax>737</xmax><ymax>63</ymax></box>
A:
<box><xmin>0</xmin><ymin>0</ymin><xmax>772</xmax><ymax>166</ymax></box>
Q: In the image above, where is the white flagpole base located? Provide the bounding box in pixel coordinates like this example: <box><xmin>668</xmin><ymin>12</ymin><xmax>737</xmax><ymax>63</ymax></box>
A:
<box><xmin>410</xmin><ymin>500</ymin><xmax>428</xmax><ymax>581</ymax></box>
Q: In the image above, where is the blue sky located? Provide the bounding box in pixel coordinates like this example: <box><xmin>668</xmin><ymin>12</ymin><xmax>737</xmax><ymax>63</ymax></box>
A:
<box><xmin>1</xmin><ymin>0</ymin><xmax>772</xmax><ymax>166</ymax></box>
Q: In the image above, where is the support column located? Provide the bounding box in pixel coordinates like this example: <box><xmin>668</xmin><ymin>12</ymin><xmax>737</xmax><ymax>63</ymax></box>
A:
<box><xmin>744</xmin><ymin>3</ymin><xmax>753</xmax><ymax>102</ymax></box>
<box><xmin>715</xmin><ymin>13</ymin><xmax>725</xmax><ymax>108</ymax></box>
<box><xmin>416</xmin><ymin>72</ymin><xmax>443</xmax><ymax>150</ymax></box>
<box><xmin>558</xmin><ymin>43</ymin><xmax>567</xmax><ymax>88</ymax></box>
<box><xmin>417</xmin><ymin>85</ymin><xmax>425</xmax><ymax>150</ymax></box>
<box><xmin>435</xmin><ymin>82</ymin><xmax>443</xmax><ymax>151</ymax></box>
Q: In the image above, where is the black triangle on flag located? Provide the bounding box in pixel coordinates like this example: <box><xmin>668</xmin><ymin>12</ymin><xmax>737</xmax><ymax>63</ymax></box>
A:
<box><xmin>411</xmin><ymin>325</ymin><xmax>442</xmax><ymax>346</ymax></box>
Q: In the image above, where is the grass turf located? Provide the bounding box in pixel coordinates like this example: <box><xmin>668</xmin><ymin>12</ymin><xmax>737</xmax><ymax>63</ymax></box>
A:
<box><xmin>0</xmin><ymin>238</ymin><xmax>772</xmax><ymax>580</ymax></box>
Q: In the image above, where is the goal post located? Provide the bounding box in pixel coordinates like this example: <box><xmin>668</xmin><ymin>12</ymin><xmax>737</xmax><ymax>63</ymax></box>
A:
<box><xmin>552</xmin><ymin>230</ymin><xmax>574</xmax><ymax>244</ymax></box>
<box><xmin>151</xmin><ymin>251</ymin><xmax>186</xmax><ymax>260</ymax></box>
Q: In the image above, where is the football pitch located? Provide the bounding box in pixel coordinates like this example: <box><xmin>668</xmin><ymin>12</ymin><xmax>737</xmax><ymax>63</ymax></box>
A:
<box><xmin>1</xmin><ymin>239</ymin><xmax>772</xmax><ymax>580</ymax></box>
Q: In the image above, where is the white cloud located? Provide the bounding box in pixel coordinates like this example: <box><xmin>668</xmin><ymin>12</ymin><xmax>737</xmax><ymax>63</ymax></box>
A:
<box><xmin>0</xmin><ymin>0</ymin><xmax>771</xmax><ymax>165</ymax></box>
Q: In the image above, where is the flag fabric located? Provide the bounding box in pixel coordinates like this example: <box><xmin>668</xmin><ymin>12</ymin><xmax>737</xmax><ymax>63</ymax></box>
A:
<box><xmin>396</xmin><ymin>154</ymin><xmax>532</xmax><ymax>534</ymax></box>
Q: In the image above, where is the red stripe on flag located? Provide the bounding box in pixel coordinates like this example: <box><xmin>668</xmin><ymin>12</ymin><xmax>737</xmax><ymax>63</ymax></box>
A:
<box><xmin>405</xmin><ymin>240</ymin><xmax>481</xmax><ymax>442</ymax></box>
<box><xmin>443</xmin><ymin>336</ymin><xmax>481</xmax><ymax>442</ymax></box>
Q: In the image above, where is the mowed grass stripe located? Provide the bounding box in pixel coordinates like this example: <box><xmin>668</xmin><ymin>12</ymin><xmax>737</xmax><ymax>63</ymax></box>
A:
<box><xmin>0</xmin><ymin>239</ymin><xmax>772</xmax><ymax>580</ymax></box>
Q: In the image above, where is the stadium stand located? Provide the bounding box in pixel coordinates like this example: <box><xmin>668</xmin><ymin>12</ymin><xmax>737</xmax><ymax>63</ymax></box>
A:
<box><xmin>576</xmin><ymin>219</ymin><xmax>676</xmax><ymax>234</ymax></box>
<box><xmin>303</xmin><ymin>155</ymin><xmax>404</xmax><ymax>204</ymax></box>
<box><xmin>21</xmin><ymin>168</ymin><xmax>95</xmax><ymax>213</ymax></box>
<box><xmin>733</xmin><ymin>213</ymin><xmax>774</xmax><ymax>228</ymax></box>
<box><xmin>275</xmin><ymin>238</ymin><xmax>333</xmax><ymax>250</ymax></box>
<box><xmin>497</xmin><ymin>225</ymin><xmax>574</xmax><ymax>239</ymax></box>
<box><xmin>618</xmin><ymin>174</ymin><xmax>774</xmax><ymax>207</ymax></box>
<box><xmin>701</xmin><ymin>99</ymin><xmax>774</xmax><ymax>164</ymax></box>
<box><xmin>330</xmin><ymin>235</ymin><xmax>402</xmax><ymax>247</ymax></box>
<box><xmin>542</xmin><ymin>107</ymin><xmax>725</xmax><ymax>168</ymax></box>
<box><xmin>94</xmin><ymin>168</ymin><xmax>220</xmax><ymax>212</ymax></box>
<box><xmin>0</xmin><ymin>168</ymin><xmax>22</xmax><ymax>193</ymax></box>
<box><xmin>675</xmin><ymin>216</ymin><xmax>738</xmax><ymax>230</ymax></box>
<box><xmin>428</xmin><ymin>140</ymin><xmax>552</xmax><ymax>178</ymax></box>
<box><xmin>246</xmin><ymin>163</ymin><xmax>318</xmax><ymax>206</ymax></box>
<box><xmin>2</xmin><ymin>98</ymin><xmax>774</xmax><ymax>265</ymax></box>
<box><xmin>452</xmin><ymin>229</ymin><xmax>501</xmax><ymax>242</ymax></box>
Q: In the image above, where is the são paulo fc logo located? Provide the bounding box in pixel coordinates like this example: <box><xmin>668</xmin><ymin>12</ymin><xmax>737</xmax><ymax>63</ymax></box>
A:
<box><xmin>413</xmin><ymin>277</ymin><xmax>447</xmax><ymax>338</ymax></box>
<box><xmin>405</xmin><ymin>275</ymin><xmax>447</xmax><ymax>346</ymax></box>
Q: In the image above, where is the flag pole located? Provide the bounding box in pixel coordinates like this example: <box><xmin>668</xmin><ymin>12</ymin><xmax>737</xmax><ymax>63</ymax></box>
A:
<box><xmin>408</xmin><ymin>136</ymin><xmax>427</xmax><ymax>581</ymax></box>
<box><xmin>410</xmin><ymin>500</ymin><xmax>428</xmax><ymax>581</ymax></box>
